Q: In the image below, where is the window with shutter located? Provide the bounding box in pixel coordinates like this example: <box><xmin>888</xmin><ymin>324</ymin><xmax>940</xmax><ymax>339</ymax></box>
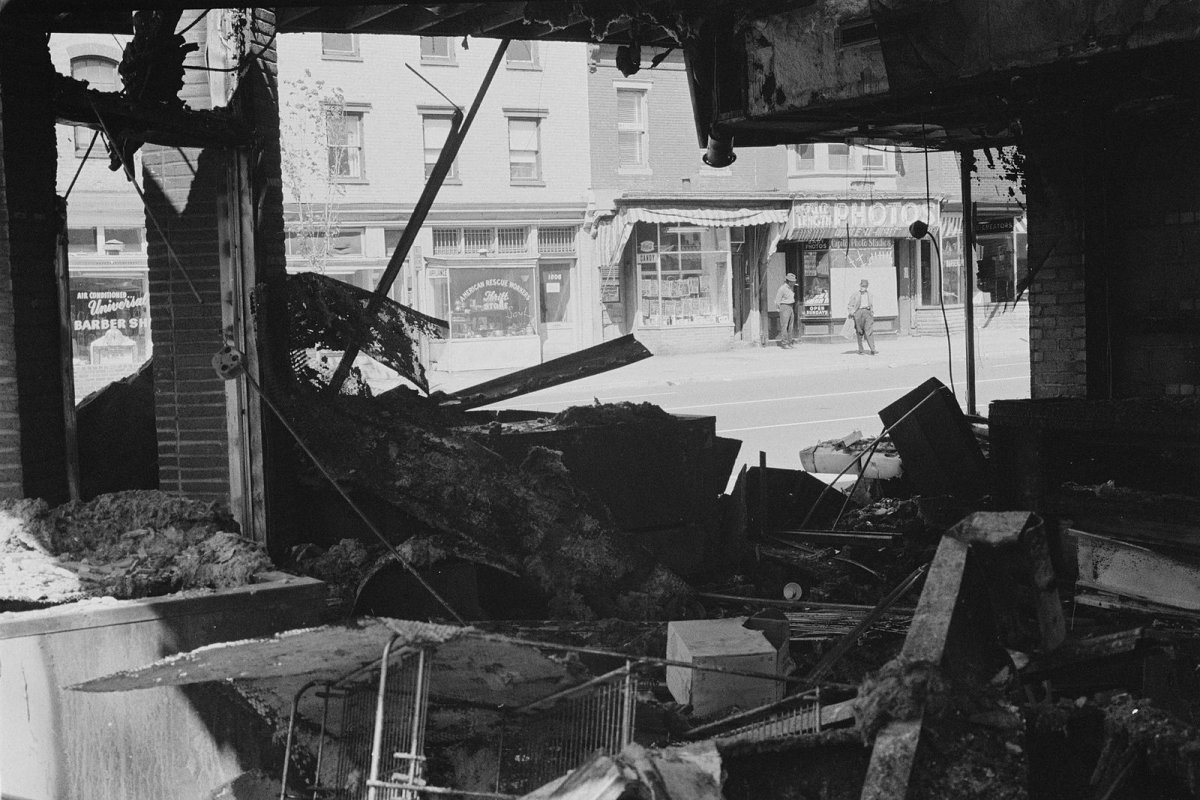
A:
<box><xmin>616</xmin><ymin>89</ymin><xmax>647</xmax><ymax>168</ymax></box>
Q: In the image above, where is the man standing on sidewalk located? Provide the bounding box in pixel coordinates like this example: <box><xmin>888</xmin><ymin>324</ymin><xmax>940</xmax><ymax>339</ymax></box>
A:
<box><xmin>848</xmin><ymin>278</ymin><xmax>877</xmax><ymax>355</ymax></box>
<box><xmin>775</xmin><ymin>273</ymin><xmax>797</xmax><ymax>348</ymax></box>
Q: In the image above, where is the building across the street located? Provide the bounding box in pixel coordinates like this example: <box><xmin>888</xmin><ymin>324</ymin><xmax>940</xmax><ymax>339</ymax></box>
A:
<box><xmin>51</xmin><ymin>32</ymin><xmax>1027</xmax><ymax>379</ymax></box>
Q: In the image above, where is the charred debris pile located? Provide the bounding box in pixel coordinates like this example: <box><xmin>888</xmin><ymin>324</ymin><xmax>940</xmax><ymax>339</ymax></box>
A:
<box><xmin>27</xmin><ymin>274</ymin><xmax>1200</xmax><ymax>799</ymax></box>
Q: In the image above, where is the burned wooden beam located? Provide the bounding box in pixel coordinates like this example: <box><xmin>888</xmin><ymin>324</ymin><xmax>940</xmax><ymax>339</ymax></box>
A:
<box><xmin>445</xmin><ymin>334</ymin><xmax>653</xmax><ymax>410</ymax></box>
<box><xmin>53</xmin><ymin>76</ymin><xmax>249</xmax><ymax>149</ymax></box>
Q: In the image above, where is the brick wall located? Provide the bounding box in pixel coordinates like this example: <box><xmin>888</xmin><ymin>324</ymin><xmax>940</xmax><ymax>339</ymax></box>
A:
<box><xmin>142</xmin><ymin>12</ymin><xmax>230</xmax><ymax>503</ymax></box>
<box><xmin>1024</xmin><ymin>132</ymin><xmax>1087</xmax><ymax>398</ymax></box>
<box><xmin>1026</xmin><ymin>114</ymin><xmax>1200</xmax><ymax>400</ymax></box>
<box><xmin>0</xmin><ymin>21</ymin><xmax>68</xmax><ymax>502</ymax></box>
<box><xmin>636</xmin><ymin>325</ymin><xmax>735</xmax><ymax>355</ymax></box>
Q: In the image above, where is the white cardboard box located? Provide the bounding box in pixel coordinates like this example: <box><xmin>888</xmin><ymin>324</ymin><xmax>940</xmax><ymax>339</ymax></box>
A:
<box><xmin>665</xmin><ymin>617</ymin><xmax>787</xmax><ymax>719</ymax></box>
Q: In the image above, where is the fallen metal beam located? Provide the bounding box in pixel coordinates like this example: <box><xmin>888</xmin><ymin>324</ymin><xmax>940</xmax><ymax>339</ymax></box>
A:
<box><xmin>444</xmin><ymin>333</ymin><xmax>653</xmax><ymax>410</ymax></box>
<box><xmin>326</xmin><ymin>38</ymin><xmax>509</xmax><ymax>395</ymax></box>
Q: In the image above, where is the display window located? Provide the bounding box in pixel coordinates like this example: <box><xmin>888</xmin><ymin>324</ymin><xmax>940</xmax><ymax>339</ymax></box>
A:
<box><xmin>69</xmin><ymin>274</ymin><xmax>150</xmax><ymax>365</ymax></box>
<box><xmin>448</xmin><ymin>266</ymin><xmax>537</xmax><ymax>338</ymax></box>
<box><xmin>636</xmin><ymin>223</ymin><xmax>730</xmax><ymax>326</ymax></box>
<box><xmin>797</xmin><ymin>241</ymin><xmax>831</xmax><ymax>319</ymax></box>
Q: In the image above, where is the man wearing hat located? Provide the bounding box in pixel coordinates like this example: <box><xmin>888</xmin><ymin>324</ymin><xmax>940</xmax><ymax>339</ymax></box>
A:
<box><xmin>775</xmin><ymin>273</ymin><xmax>798</xmax><ymax>348</ymax></box>
<box><xmin>847</xmin><ymin>278</ymin><xmax>877</xmax><ymax>355</ymax></box>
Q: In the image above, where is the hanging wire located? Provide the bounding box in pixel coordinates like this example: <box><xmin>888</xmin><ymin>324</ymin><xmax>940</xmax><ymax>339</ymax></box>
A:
<box><xmin>87</xmin><ymin>97</ymin><xmax>204</xmax><ymax>304</ymax></box>
<box><xmin>922</xmin><ymin>125</ymin><xmax>956</xmax><ymax>396</ymax></box>
<box><xmin>63</xmin><ymin>129</ymin><xmax>100</xmax><ymax>201</ymax></box>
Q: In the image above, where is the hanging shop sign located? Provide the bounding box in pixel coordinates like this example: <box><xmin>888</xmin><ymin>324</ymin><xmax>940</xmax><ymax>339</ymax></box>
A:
<box><xmin>789</xmin><ymin>200</ymin><xmax>935</xmax><ymax>239</ymax></box>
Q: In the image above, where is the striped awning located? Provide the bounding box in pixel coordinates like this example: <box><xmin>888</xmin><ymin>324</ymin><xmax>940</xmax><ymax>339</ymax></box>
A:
<box><xmin>940</xmin><ymin>213</ymin><xmax>962</xmax><ymax>240</ymax></box>
<box><xmin>623</xmin><ymin>207</ymin><xmax>789</xmax><ymax>227</ymax></box>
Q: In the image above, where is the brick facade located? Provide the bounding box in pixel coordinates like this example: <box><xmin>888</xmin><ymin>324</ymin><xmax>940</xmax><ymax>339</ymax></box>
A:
<box><xmin>0</xmin><ymin>22</ymin><xmax>69</xmax><ymax>503</ymax></box>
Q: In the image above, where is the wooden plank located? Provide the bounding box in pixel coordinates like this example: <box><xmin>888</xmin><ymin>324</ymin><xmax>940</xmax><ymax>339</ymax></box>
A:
<box><xmin>1071</xmin><ymin>528</ymin><xmax>1200</xmax><ymax>613</ymax></box>
<box><xmin>447</xmin><ymin>334</ymin><xmax>653</xmax><ymax>410</ymax></box>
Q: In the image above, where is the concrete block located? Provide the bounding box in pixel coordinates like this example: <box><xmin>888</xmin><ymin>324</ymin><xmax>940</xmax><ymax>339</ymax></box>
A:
<box><xmin>666</xmin><ymin>617</ymin><xmax>786</xmax><ymax>718</ymax></box>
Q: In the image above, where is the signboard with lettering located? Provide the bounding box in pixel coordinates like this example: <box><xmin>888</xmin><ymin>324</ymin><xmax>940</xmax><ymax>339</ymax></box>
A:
<box><xmin>70</xmin><ymin>275</ymin><xmax>150</xmax><ymax>364</ymax></box>
<box><xmin>449</xmin><ymin>267</ymin><xmax>536</xmax><ymax>338</ymax></box>
<box><xmin>599</xmin><ymin>262</ymin><xmax>621</xmax><ymax>303</ymax></box>
<box><xmin>789</xmin><ymin>200</ymin><xmax>937</xmax><ymax>238</ymax></box>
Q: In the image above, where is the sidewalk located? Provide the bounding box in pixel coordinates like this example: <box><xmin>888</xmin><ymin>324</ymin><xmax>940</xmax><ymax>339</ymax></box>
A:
<box><xmin>425</xmin><ymin>326</ymin><xmax>1030</xmax><ymax>396</ymax></box>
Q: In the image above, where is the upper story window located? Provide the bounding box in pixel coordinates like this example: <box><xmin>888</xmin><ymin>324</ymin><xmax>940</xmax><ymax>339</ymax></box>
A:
<box><xmin>421</xmin><ymin>113</ymin><xmax>458</xmax><ymax>181</ymax></box>
<box><xmin>326</xmin><ymin>108</ymin><xmax>365</xmax><ymax>181</ymax></box>
<box><xmin>506</xmin><ymin>40</ymin><xmax>539</xmax><ymax>69</ymax></box>
<box><xmin>420</xmin><ymin>37</ymin><xmax>455</xmax><ymax>65</ymax></box>
<box><xmin>70</xmin><ymin>56</ymin><xmax>119</xmax><ymax>154</ymax></box>
<box><xmin>616</xmin><ymin>87</ymin><xmax>648</xmax><ymax>169</ymax></box>
<box><xmin>508</xmin><ymin>118</ymin><xmax>542</xmax><ymax>183</ymax></box>
<box><xmin>827</xmin><ymin>144</ymin><xmax>851</xmax><ymax>171</ymax></box>
<box><xmin>321</xmin><ymin>33</ymin><xmax>359</xmax><ymax>59</ymax></box>
<box><xmin>789</xmin><ymin>144</ymin><xmax>815</xmax><ymax>171</ymax></box>
<box><xmin>860</xmin><ymin>146</ymin><xmax>889</xmax><ymax>170</ymax></box>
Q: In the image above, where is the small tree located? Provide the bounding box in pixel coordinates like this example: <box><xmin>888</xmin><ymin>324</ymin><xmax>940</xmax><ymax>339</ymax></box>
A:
<box><xmin>280</xmin><ymin>70</ymin><xmax>348</xmax><ymax>273</ymax></box>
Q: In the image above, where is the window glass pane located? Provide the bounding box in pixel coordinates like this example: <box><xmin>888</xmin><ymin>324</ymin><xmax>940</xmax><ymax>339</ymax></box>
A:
<box><xmin>384</xmin><ymin>229</ymin><xmax>404</xmax><ymax>255</ymax></box>
<box><xmin>423</xmin><ymin>115</ymin><xmax>457</xmax><ymax>179</ymax></box>
<box><xmin>861</xmin><ymin>147</ymin><xmax>885</xmax><ymax>168</ymax></box>
<box><xmin>327</xmin><ymin>111</ymin><xmax>363</xmax><ymax>178</ymax></box>
<box><xmin>70</xmin><ymin>274</ymin><xmax>151</xmax><ymax>366</ymax></box>
<box><xmin>71</xmin><ymin>57</ymin><xmax>118</xmax><ymax>91</ymax></box>
<box><xmin>68</xmin><ymin>228</ymin><xmax>97</xmax><ymax>253</ymax></box>
<box><xmin>508</xmin><ymin>119</ymin><xmax>539</xmax><ymax>180</ymax></box>
<box><xmin>540</xmin><ymin>263</ymin><xmax>571</xmax><ymax>323</ymax></box>
<box><xmin>105</xmin><ymin>227</ymin><xmax>142</xmax><ymax>252</ymax></box>
<box><xmin>793</xmin><ymin>144</ymin><xmax>814</xmax><ymax>169</ymax></box>
<box><xmin>618</xmin><ymin>131</ymin><xmax>643</xmax><ymax>166</ymax></box>
<box><xmin>330</xmin><ymin>229</ymin><xmax>363</xmax><ymax>256</ymax></box>
<box><xmin>420</xmin><ymin>37</ymin><xmax>451</xmax><ymax>59</ymax></box>
<box><xmin>616</xmin><ymin>91</ymin><xmax>642</xmax><ymax>125</ymax></box>
<box><xmin>639</xmin><ymin>224</ymin><xmax>729</xmax><ymax>325</ymax></box>
<box><xmin>507</xmin><ymin>40</ymin><xmax>535</xmax><ymax>64</ymax></box>
<box><xmin>828</xmin><ymin>144</ymin><xmax>850</xmax><ymax>170</ymax></box>
<box><xmin>321</xmin><ymin>33</ymin><xmax>356</xmax><ymax>54</ymax></box>
<box><xmin>449</xmin><ymin>266</ymin><xmax>537</xmax><ymax>338</ymax></box>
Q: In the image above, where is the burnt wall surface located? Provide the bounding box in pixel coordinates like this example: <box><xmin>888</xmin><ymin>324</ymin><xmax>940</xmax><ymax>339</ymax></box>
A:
<box><xmin>142</xmin><ymin>12</ymin><xmax>230</xmax><ymax>502</ymax></box>
<box><xmin>1025</xmin><ymin>108</ymin><xmax>1200</xmax><ymax>400</ymax></box>
<box><xmin>0</xmin><ymin>21</ymin><xmax>68</xmax><ymax>503</ymax></box>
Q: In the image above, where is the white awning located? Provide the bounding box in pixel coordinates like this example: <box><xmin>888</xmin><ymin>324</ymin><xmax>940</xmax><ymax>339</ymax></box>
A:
<box><xmin>940</xmin><ymin>213</ymin><xmax>962</xmax><ymax>240</ymax></box>
<box><xmin>622</xmin><ymin>207</ymin><xmax>789</xmax><ymax>228</ymax></box>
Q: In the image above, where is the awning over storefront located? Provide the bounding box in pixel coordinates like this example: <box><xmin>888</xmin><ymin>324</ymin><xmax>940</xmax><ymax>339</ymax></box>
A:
<box><xmin>784</xmin><ymin>198</ymin><xmax>939</xmax><ymax>241</ymax></box>
<box><xmin>622</xmin><ymin>207</ymin><xmax>789</xmax><ymax>227</ymax></box>
<box><xmin>941</xmin><ymin>213</ymin><xmax>961</xmax><ymax>240</ymax></box>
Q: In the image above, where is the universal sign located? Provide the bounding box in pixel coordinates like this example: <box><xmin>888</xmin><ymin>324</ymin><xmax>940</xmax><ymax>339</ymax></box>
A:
<box><xmin>789</xmin><ymin>200</ymin><xmax>937</xmax><ymax>232</ymax></box>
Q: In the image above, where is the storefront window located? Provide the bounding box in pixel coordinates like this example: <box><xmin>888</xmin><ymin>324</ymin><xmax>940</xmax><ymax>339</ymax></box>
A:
<box><xmin>70</xmin><ymin>274</ymin><xmax>150</xmax><ymax>366</ymax></box>
<box><xmin>637</xmin><ymin>224</ymin><xmax>730</xmax><ymax>325</ymax></box>
<box><xmin>449</xmin><ymin>266</ymin><xmax>536</xmax><ymax>338</ymax></box>
<box><xmin>977</xmin><ymin>232</ymin><xmax>1015</xmax><ymax>302</ymax></box>
<box><xmin>798</xmin><ymin>241</ymin><xmax>831</xmax><ymax>319</ymax></box>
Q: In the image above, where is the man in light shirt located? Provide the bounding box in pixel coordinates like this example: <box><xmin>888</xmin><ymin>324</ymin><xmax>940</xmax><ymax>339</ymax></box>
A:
<box><xmin>775</xmin><ymin>273</ymin><xmax>797</xmax><ymax>348</ymax></box>
<box><xmin>847</xmin><ymin>278</ymin><xmax>877</xmax><ymax>355</ymax></box>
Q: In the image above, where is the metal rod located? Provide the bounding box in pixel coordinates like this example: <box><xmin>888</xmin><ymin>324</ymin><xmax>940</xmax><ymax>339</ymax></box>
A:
<box><xmin>327</xmin><ymin>39</ymin><xmax>510</xmax><ymax>395</ymax></box>
<box><xmin>313</xmin><ymin>681</ymin><xmax>332</xmax><ymax>792</ymax></box>
<box><xmin>697</xmin><ymin>592</ymin><xmax>915</xmax><ymax>613</ymax></box>
<box><xmin>367</xmin><ymin>635</ymin><xmax>398</xmax><ymax>800</ymax></box>
<box><xmin>233</xmin><ymin>365</ymin><xmax>465</xmax><ymax>624</ymax></box>
<box><xmin>279</xmin><ymin>681</ymin><xmax>321</xmax><ymax>800</ymax></box>
<box><xmin>758</xmin><ymin>450</ymin><xmax>767</xmax><ymax>538</ymax></box>
<box><xmin>365</xmin><ymin>781</ymin><xmax>517</xmax><ymax>799</ymax></box>
<box><xmin>805</xmin><ymin>562</ymin><xmax>930</xmax><ymax>684</ymax></box>
<box><xmin>515</xmin><ymin>663</ymin><xmax>632</xmax><ymax>713</ymax></box>
<box><xmin>961</xmin><ymin>150</ymin><xmax>978</xmax><ymax>416</ymax></box>
<box><xmin>407</xmin><ymin>649</ymin><xmax>427</xmax><ymax>785</ymax></box>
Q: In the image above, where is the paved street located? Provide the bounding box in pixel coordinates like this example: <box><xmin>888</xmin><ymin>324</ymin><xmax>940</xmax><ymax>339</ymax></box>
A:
<box><xmin>429</xmin><ymin>326</ymin><xmax>1031</xmax><ymax>478</ymax></box>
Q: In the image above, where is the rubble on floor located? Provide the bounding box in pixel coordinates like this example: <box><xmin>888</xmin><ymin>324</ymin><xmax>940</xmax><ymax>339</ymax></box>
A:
<box><xmin>0</xmin><ymin>490</ymin><xmax>270</xmax><ymax>606</ymax></box>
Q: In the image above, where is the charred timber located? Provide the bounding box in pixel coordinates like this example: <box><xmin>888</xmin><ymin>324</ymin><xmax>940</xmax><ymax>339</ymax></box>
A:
<box><xmin>446</xmin><ymin>334</ymin><xmax>653</xmax><ymax>410</ymax></box>
<box><xmin>53</xmin><ymin>76</ymin><xmax>249</xmax><ymax>149</ymax></box>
